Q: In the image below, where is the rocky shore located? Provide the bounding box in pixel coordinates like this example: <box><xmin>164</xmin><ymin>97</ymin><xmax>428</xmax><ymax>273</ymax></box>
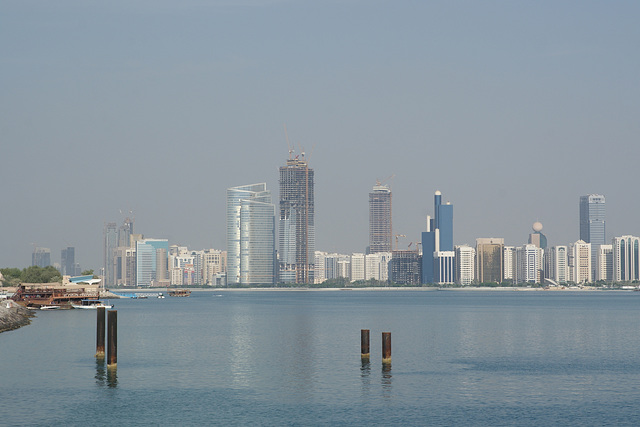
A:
<box><xmin>0</xmin><ymin>301</ymin><xmax>34</xmax><ymax>333</ymax></box>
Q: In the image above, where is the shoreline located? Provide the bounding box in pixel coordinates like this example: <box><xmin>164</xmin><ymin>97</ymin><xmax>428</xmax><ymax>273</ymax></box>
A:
<box><xmin>0</xmin><ymin>301</ymin><xmax>34</xmax><ymax>333</ymax></box>
<box><xmin>113</xmin><ymin>286</ymin><xmax>614</xmax><ymax>293</ymax></box>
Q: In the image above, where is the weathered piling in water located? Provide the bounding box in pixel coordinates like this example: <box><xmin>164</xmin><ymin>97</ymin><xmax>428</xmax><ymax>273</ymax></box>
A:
<box><xmin>96</xmin><ymin>307</ymin><xmax>105</xmax><ymax>358</ymax></box>
<box><xmin>107</xmin><ymin>310</ymin><xmax>117</xmax><ymax>368</ymax></box>
<box><xmin>382</xmin><ymin>332</ymin><xmax>391</xmax><ymax>364</ymax></box>
<box><xmin>361</xmin><ymin>329</ymin><xmax>370</xmax><ymax>361</ymax></box>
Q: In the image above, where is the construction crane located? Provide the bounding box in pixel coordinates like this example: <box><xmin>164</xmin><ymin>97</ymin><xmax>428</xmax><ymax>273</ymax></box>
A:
<box><xmin>394</xmin><ymin>234</ymin><xmax>406</xmax><ymax>251</ymax></box>
<box><xmin>375</xmin><ymin>174</ymin><xmax>396</xmax><ymax>187</ymax></box>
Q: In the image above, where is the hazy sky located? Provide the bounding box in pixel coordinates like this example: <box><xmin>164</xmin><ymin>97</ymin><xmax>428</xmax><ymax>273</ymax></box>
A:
<box><xmin>2</xmin><ymin>1</ymin><xmax>639</xmax><ymax>271</ymax></box>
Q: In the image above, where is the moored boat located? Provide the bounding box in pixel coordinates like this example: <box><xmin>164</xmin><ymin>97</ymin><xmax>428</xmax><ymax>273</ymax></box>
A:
<box><xmin>167</xmin><ymin>289</ymin><xmax>191</xmax><ymax>297</ymax></box>
<box><xmin>71</xmin><ymin>300</ymin><xmax>114</xmax><ymax>309</ymax></box>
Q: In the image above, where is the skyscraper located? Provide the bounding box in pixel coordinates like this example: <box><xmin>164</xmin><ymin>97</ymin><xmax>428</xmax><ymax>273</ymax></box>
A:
<box><xmin>227</xmin><ymin>183</ymin><xmax>276</xmax><ymax>285</ymax></box>
<box><xmin>580</xmin><ymin>194</ymin><xmax>605</xmax><ymax>279</ymax></box>
<box><xmin>421</xmin><ymin>190</ymin><xmax>454</xmax><ymax>284</ymax></box>
<box><xmin>103</xmin><ymin>222</ymin><xmax>118</xmax><ymax>286</ymax></box>
<box><xmin>369</xmin><ymin>181</ymin><xmax>392</xmax><ymax>253</ymax></box>
<box><xmin>32</xmin><ymin>247</ymin><xmax>51</xmax><ymax>268</ymax></box>
<box><xmin>279</xmin><ymin>154</ymin><xmax>314</xmax><ymax>284</ymax></box>
<box><xmin>61</xmin><ymin>247</ymin><xmax>75</xmax><ymax>276</ymax></box>
<box><xmin>612</xmin><ymin>235</ymin><xmax>640</xmax><ymax>282</ymax></box>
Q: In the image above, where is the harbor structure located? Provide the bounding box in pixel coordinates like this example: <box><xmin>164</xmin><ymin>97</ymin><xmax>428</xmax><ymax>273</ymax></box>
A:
<box><xmin>279</xmin><ymin>153</ymin><xmax>315</xmax><ymax>284</ymax></box>
<box><xmin>369</xmin><ymin>181</ymin><xmax>392</xmax><ymax>254</ymax></box>
<box><xmin>226</xmin><ymin>183</ymin><xmax>276</xmax><ymax>286</ymax></box>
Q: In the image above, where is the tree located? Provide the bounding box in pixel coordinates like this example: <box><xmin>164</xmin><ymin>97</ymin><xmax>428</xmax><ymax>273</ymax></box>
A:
<box><xmin>20</xmin><ymin>265</ymin><xmax>62</xmax><ymax>283</ymax></box>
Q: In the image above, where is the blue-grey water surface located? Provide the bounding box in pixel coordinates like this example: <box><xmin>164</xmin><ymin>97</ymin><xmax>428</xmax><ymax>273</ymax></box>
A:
<box><xmin>1</xmin><ymin>290</ymin><xmax>640</xmax><ymax>426</ymax></box>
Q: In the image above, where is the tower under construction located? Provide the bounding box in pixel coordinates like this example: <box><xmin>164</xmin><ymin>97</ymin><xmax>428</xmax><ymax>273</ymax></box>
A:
<box><xmin>279</xmin><ymin>153</ymin><xmax>314</xmax><ymax>284</ymax></box>
<box><xmin>369</xmin><ymin>181</ymin><xmax>392</xmax><ymax>253</ymax></box>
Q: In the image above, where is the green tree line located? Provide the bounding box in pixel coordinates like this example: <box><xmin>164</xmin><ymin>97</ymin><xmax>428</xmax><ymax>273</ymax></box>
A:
<box><xmin>1</xmin><ymin>266</ymin><xmax>63</xmax><ymax>286</ymax></box>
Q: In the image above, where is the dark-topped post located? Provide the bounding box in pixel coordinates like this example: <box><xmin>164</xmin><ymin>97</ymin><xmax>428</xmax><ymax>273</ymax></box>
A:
<box><xmin>107</xmin><ymin>310</ymin><xmax>117</xmax><ymax>368</ymax></box>
<box><xmin>382</xmin><ymin>332</ymin><xmax>391</xmax><ymax>364</ymax></box>
<box><xmin>96</xmin><ymin>307</ymin><xmax>106</xmax><ymax>358</ymax></box>
<box><xmin>361</xmin><ymin>329</ymin><xmax>370</xmax><ymax>361</ymax></box>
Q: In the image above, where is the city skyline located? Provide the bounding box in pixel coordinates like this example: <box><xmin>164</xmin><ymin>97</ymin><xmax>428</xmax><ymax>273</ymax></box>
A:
<box><xmin>2</xmin><ymin>2</ymin><xmax>640</xmax><ymax>270</ymax></box>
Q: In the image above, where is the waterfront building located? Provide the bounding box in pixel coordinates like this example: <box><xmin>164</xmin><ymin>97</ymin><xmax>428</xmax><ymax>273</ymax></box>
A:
<box><xmin>545</xmin><ymin>246</ymin><xmax>568</xmax><ymax>284</ymax></box>
<box><xmin>580</xmin><ymin>194</ymin><xmax>606</xmax><ymax>279</ymax></box>
<box><xmin>516</xmin><ymin>244</ymin><xmax>543</xmax><ymax>284</ymax></box>
<box><xmin>503</xmin><ymin>246</ymin><xmax>516</xmax><ymax>282</ymax></box>
<box><xmin>612</xmin><ymin>235</ymin><xmax>640</xmax><ymax>282</ymax></box>
<box><xmin>365</xmin><ymin>252</ymin><xmax>392</xmax><ymax>281</ymax></box>
<box><xmin>421</xmin><ymin>191</ymin><xmax>453</xmax><ymax>284</ymax></box>
<box><xmin>337</xmin><ymin>256</ymin><xmax>351</xmax><ymax>279</ymax></box>
<box><xmin>202</xmin><ymin>249</ymin><xmax>226</xmax><ymax>285</ymax></box>
<box><xmin>61</xmin><ymin>247</ymin><xmax>76</xmax><ymax>276</ymax></box>
<box><xmin>597</xmin><ymin>244</ymin><xmax>613</xmax><ymax>282</ymax></box>
<box><xmin>314</xmin><ymin>251</ymin><xmax>327</xmax><ymax>284</ymax></box>
<box><xmin>568</xmin><ymin>240</ymin><xmax>592</xmax><ymax>284</ymax></box>
<box><xmin>369</xmin><ymin>182</ymin><xmax>392</xmax><ymax>253</ymax></box>
<box><xmin>115</xmin><ymin>246</ymin><xmax>136</xmax><ymax>286</ymax></box>
<box><xmin>136</xmin><ymin>239</ymin><xmax>169</xmax><ymax>287</ymax></box>
<box><xmin>103</xmin><ymin>222</ymin><xmax>118</xmax><ymax>287</ymax></box>
<box><xmin>118</xmin><ymin>217</ymin><xmax>134</xmax><ymax>248</ymax></box>
<box><xmin>32</xmin><ymin>247</ymin><xmax>51</xmax><ymax>268</ymax></box>
<box><xmin>455</xmin><ymin>245</ymin><xmax>475</xmax><ymax>286</ymax></box>
<box><xmin>350</xmin><ymin>253</ymin><xmax>366</xmax><ymax>281</ymax></box>
<box><xmin>476</xmin><ymin>238</ymin><xmax>504</xmax><ymax>284</ymax></box>
<box><xmin>435</xmin><ymin>251</ymin><xmax>455</xmax><ymax>285</ymax></box>
<box><xmin>389</xmin><ymin>250</ymin><xmax>421</xmax><ymax>285</ymax></box>
<box><xmin>279</xmin><ymin>154</ymin><xmax>314</xmax><ymax>284</ymax></box>
<box><xmin>227</xmin><ymin>183</ymin><xmax>276</xmax><ymax>286</ymax></box>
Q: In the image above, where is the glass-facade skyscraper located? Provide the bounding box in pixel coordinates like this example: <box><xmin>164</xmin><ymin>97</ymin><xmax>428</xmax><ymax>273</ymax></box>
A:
<box><xmin>136</xmin><ymin>239</ymin><xmax>169</xmax><ymax>287</ymax></box>
<box><xmin>422</xmin><ymin>190</ymin><xmax>454</xmax><ymax>284</ymax></box>
<box><xmin>227</xmin><ymin>183</ymin><xmax>276</xmax><ymax>285</ymax></box>
<box><xmin>580</xmin><ymin>194</ymin><xmax>605</xmax><ymax>279</ymax></box>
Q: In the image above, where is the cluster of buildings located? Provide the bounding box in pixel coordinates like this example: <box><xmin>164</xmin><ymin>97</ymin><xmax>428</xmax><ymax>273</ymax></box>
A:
<box><xmin>36</xmin><ymin>151</ymin><xmax>631</xmax><ymax>288</ymax></box>
<box><xmin>31</xmin><ymin>246</ymin><xmax>82</xmax><ymax>276</ymax></box>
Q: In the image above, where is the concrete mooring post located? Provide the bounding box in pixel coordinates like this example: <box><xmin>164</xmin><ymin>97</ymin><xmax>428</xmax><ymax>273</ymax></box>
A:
<box><xmin>361</xmin><ymin>329</ymin><xmax>370</xmax><ymax>361</ymax></box>
<box><xmin>107</xmin><ymin>310</ymin><xmax>117</xmax><ymax>368</ymax></box>
<box><xmin>95</xmin><ymin>307</ymin><xmax>106</xmax><ymax>358</ymax></box>
<box><xmin>382</xmin><ymin>332</ymin><xmax>391</xmax><ymax>364</ymax></box>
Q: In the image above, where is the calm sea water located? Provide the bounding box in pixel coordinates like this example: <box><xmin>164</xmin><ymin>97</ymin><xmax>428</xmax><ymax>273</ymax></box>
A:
<box><xmin>1</xmin><ymin>290</ymin><xmax>640</xmax><ymax>426</ymax></box>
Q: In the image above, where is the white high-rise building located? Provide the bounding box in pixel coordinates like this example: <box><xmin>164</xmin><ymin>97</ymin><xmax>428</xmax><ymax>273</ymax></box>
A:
<box><xmin>569</xmin><ymin>240</ymin><xmax>592</xmax><ymax>284</ymax></box>
<box><xmin>545</xmin><ymin>246</ymin><xmax>568</xmax><ymax>284</ymax></box>
<box><xmin>365</xmin><ymin>252</ymin><xmax>392</xmax><ymax>281</ymax></box>
<box><xmin>597</xmin><ymin>244</ymin><xmax>613</xmax><ymax>282</ymax></box>
<box><xmin>455</xmin><ymin>245</ymin><xmax>475</xmax><ymax>285</ymax></box>
<box><xmin>503</xmin><ymin>246</ymin><xmax>516</xmax><ymax>282</ymax></box>
<box><xmin>612</xmin><ymin>236</ymin><xmax>640</xmax><ymax>282</ymax></box>
<box><xmin>202</xmin><ymin>249</ymin><xmax>226</xmax><ymax>285</ymax></box>
<box><xmin>227</xmin><ymin>183</ymin><xmax>275</xmax><ymax>285</ymax></box>
<box><xmin>516</xmin><ymin>244</ymin><xmax>542</xmax><ymax>284</ymax></box>
<box><xmin>351</xmin><ymin>253</ymin><xmax>365</xmax><ymax>281</ymax></box>
<box><xmin>314</xmin><ymin>251</ymin><xmax>327</xmax><ymax>284</ymax></box>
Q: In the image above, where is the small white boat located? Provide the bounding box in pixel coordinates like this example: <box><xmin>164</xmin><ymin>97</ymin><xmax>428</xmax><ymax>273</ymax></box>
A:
<box><xmin>40</xmin><ymin>305</ymin><xmax>61</xmax><ymax>310</ymax></box>
<box><xmin>158</xmin><ymin>293</ymin><xmax>165</xmax><ymax>299</ymax></box>
<box><xmin>71</xmin><ymin>300</ymin><xmax>114</xmax><ymax>309</ymax></box>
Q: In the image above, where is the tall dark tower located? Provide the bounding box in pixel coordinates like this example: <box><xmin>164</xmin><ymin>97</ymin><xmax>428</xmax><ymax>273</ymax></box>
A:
<box><xmin>369</xmin><ymin>181</ymin><xmax>392</xmax><ymax>253</ymax></box>
<box><xmin>279</xmin><ymin>152</ymin><xmax>314</xmax><ymax>284</ymax></box>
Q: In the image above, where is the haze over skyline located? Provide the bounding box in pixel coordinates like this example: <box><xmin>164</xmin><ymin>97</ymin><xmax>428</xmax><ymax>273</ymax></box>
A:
<box><xmin>2</xmin><ymin>1</ymin><xmax>639</xmax><ymax>270</ymax></box>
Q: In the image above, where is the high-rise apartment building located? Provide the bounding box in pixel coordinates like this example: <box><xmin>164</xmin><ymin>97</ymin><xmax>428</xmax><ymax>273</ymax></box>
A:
<box><xmin>32</xmin><ymin>247</ymin><xmax>51</xmax><ymax>268</ymax></box>
<box><xmin>503</xmin><ymin>246</ymin><xmax>516</xmax><ymax>282</ymax></box>
<box><xmin>545</xmin><ymin>246</ymin><xmax>568</xmax><ymax>284</ymax></box>
<box><xmin>365</xmin><ymin>252</ymin><xmax>392</xmax><ymax>281</ymax></box>
<box><xmin>369</xmin><ymin>182</ymin><xmax>392</xmax><ymax>254</ymax></box>
<box><xmin>597</xmin><ymin>244</ymin><xmax>613</xmax><ymax>282</ymax></box>
<box><xmin>455</xmin><ymin>245</ymin><xmax>475</xmax><ymax>286</ymax></box>
<box><xmin>279</xmin><ymin>154</ymin><xmax>314</xmax><ymax>284</ymax></box>
<box><xmin>580</xmin><ymin>194</ymin><xmax>605</xmax><ymax>279</ymax></box>
<box><xmin>227</xmin><ymin>183</ymin><xmax>276</xmax><ymax>286</ymax></box>
<box><xmin>389</xmin><ymin>250</ymin><xmax>422</xmax><ymax>285</ymax></box>
<box><xmin>421</xmin><ymin>190</ymin><xmax>453</xmax><ymax>284</ymax></box>
<box><xmin>612</xmin><ymin>235</ymin><xmax>640</xmax><ymax>282</ymax></box>
<box><xmin>476</xmin><ymin>238</ymin><xmax>504</xmax><ymax>284</ymax></box>
<box><xmin>516</xmin><ymin>244</ymin><xmax>543</xmax><ymax>284</ymax></box>
<box><xmin>569</xmin><ymin>240</ymin><xmax>592</xmax><ymax>284</ymax></box>
<box><xmin>350</xmin><ymin>253</ymin><xmax>366</xmax><ymax>281</ymax></box>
